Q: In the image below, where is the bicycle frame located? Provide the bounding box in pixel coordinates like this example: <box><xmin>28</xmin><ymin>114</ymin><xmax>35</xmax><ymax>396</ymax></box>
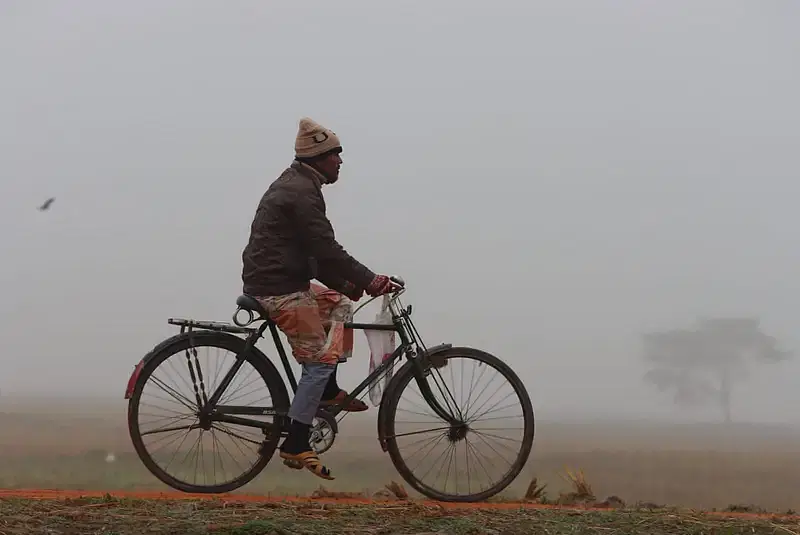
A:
<box><xmin>186</xmin><ymin>288</ymin><xmax>462</xmax><ymax>432</ymax></box>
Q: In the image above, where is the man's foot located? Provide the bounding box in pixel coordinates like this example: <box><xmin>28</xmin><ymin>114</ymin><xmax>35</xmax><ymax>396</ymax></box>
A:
<box><xmin>320</xmin><ymin>389</ymin><xmax>369</xmax><ymax>412</ymax></box>
<box><xmin>279</xmin><ymin>418</ymin><xmax>334</xmax><ymax>479</ymax></box>
<box><xmin>282</xmin><ymin>458</ymin><xmax>303</xmax><ymax>470</ymax></box>
<box><xmin>279</xmin><ymin>448</ymin><xmax>334</xmax><ymax>480</ymax></box>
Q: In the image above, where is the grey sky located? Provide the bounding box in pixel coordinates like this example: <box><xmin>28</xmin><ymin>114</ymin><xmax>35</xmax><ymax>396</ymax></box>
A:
<box><xmin>1</xmin><ymin>1</ymin><xmax>798</xmax><ymax>424</ymax></box>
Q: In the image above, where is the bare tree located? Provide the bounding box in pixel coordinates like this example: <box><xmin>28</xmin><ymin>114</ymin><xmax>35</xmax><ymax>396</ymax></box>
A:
<box><xmin>642</xmin><ymin>317</ymin><xmax>790</xmax><ymax>423</ymax></box>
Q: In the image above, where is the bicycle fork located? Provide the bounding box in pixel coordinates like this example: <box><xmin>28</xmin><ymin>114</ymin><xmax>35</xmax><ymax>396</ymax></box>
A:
<box><xmin>409</xmin><ymin>348</ymin><xmax>463</xmax><ymax>426</ymax></box>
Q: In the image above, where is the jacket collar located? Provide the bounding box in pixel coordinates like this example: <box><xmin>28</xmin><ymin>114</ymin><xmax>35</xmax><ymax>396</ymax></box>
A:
<box><xmin>292</xmin><ymin>160</ymin><xmax>328</xmax><ymax>188</ymax></box>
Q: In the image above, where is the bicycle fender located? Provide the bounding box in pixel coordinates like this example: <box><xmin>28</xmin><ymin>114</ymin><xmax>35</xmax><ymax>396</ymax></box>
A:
<box><xmin>376</xmin><ymin>342</ymin><xmax>452</xmax><ymax>452</ymax></box>
<box><xmin>124</xmin><ymin>332</ymin><xmax>188</xmax><ymax>399</ymax></box>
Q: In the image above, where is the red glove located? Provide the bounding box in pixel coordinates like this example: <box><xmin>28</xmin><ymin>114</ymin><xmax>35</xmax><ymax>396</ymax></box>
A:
<box><xmin>366</xmin><ymin>275</ymin><xmax>398</xmax><ymax>297</ymax></box>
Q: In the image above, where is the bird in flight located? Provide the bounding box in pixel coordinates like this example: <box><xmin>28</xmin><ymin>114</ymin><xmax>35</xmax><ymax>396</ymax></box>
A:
<box><xmin>38</xmin><ymin>197</ymin><xmax>55</xmax><ymax>211</ymax></box>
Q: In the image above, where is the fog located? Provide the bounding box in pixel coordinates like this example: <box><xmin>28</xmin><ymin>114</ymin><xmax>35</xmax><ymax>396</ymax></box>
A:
<box><xmin>1</xmin><ymin>1</ymin><xmax>798</xmax><ymax>425</ymax></box>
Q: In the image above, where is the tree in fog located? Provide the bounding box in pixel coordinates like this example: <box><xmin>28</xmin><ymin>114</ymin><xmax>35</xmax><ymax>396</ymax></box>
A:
<box><xmin>641</xmin><ymin>317</ymin><xmax>791</xmax><ymax>423</ymax></box>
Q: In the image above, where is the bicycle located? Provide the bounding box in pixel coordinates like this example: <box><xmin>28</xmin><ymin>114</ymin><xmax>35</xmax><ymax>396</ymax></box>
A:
<box><xmin>125</xmin><ymin>277</ymin><xmax>535</xmax><ymax>502</ymax></box>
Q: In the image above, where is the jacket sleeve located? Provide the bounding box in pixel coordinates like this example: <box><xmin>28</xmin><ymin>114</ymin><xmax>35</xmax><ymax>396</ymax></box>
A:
<box><xmin>293</xmin><ymin>193</ymin><xmax>376</xmax><ymax>290</ymax></box>
<box><xmin>314</xmin><ymin>262</ymin><xmax>358</xmax><ymax>296</ymax></box>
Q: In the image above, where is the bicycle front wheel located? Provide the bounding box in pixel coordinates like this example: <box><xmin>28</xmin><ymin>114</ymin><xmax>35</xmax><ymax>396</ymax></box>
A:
<box><xmin>382</xmin><ymin>346</ymin><xmax>534</xmax><ymax>502</ymax></box>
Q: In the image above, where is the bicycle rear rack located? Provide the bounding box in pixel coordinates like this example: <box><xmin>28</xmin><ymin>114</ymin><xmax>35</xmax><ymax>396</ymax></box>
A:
<box><xmin>168</xmin><ymin>318</ymin><xmax>257</xmax><ymax>335</ymax></box>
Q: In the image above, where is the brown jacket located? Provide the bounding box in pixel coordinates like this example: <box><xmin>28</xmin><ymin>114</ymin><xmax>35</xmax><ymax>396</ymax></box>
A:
<box><xmin>241</xmin><ymin>161</ymin><xmax>376</xmax><ymax>297</ymax></box>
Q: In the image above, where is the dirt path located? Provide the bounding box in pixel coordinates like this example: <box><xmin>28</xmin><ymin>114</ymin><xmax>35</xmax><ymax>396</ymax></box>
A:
<box><xmin>3</xmin><ymin>488</ymin><xmax>542</xmax><ymax>509</ymax></box>
<box><xmin>0</xmin><ymin>488</ymin><xmax>796</xmax><ymax>522</ymax></box>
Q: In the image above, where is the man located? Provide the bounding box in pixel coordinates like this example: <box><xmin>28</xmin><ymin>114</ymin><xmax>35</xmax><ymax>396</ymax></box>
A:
<box><xmin>241</xmin><ymin>117</ymin><xmax>397</xmax><ymax>480</ymax></box>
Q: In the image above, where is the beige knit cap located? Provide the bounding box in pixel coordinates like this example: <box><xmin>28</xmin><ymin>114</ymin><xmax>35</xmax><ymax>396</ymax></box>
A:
<box><xmin>294</xmin><ymin>117</ymin><xmax>342</xmax><ymax>159</ymax></box>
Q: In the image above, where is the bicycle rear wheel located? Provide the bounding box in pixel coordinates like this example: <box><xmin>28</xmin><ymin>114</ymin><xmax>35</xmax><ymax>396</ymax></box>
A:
<box><xmin>127</xmin><ymin>330</ymin><xmax>290</xmax><ymax>493</ymax></box>
<box><xmin>382</xmin><ymin>346</ymin><xmax>534</xmax><ymax>502</ymax></box>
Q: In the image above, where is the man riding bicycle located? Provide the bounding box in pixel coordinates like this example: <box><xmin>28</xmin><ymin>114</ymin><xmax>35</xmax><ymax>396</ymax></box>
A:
<box><xmin>241</xmin><ymin>117</ymin><xmax>398</xmax><ymax>480</ymax></box>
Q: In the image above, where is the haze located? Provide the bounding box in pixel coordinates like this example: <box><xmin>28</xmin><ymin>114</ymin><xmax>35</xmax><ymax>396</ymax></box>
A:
<box><xmin>1</xmin><ymin>1</ymin><xmax>798</xmax><ymax>425</ymax></box>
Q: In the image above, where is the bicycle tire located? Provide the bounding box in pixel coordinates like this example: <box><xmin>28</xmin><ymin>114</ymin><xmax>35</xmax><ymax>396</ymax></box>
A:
<box><xmin>381</xmin><ymin>346</ymin><xmax>535</xmax><ymax>502</ymax></box>
<box><xmin>127</xmin><ymin>330</ymin><xmax>290</xmax><ymax>494</ymax></box>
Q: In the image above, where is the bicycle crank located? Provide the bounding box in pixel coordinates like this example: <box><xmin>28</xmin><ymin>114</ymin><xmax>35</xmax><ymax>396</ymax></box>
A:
<box><xmin>310</xmin><ymin>410</ymin><xmax>337</xmax><ymax>454</ymax></box>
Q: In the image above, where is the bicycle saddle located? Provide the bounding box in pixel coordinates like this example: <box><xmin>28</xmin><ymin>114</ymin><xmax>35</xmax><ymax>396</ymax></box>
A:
<box><xmin>235</xmin><ymin>294</ymin><xmax>267</xmax><ymax>317</ymax></box>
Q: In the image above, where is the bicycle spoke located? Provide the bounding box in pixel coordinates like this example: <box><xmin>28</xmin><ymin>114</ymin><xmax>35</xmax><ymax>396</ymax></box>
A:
<box><xmin>408</xmin><ymin>433</ymin><xmax>449</xmax><ymax>473</ymax></box>
<box><xmin>398</xmin><ymin>391</ymin><xmax>441</xmax><ymax>418</ymax></box>
<box><xmin>162</xmin><ymin>358</ymin><xmax>201</xmax><ymax>405</ymax></box>
<box><xmin>446</xmin><ymin>441</ymin><xmax>457</xmax><ymax>494</ymax></box>
<box><xmin>212</xmin><ymin>422</ymin><xmax>263</xmax><ymax>446</ymax></box>
<box><xmin>465</xmin><ymin>437</ymin><xmax>497</xmax><ymax>490</ymax></box>
<box><xmin>470</xmin><ymin>430</ymin><xmax>515</xmax><ymax>467</ymax></box>
<box><xmin>469</xmin><ymin>411</ymin><xmax>524</xmax><ymax>424</ymax></box>
<box><xmin>209</xmin><ymin>429</ymin><xmax>220</xmax><ymax>483</ymax></box>
<box><xmin>148</xmin><ymin>376</ymin><xmax>197</xmax><ymax>412</ymax></box>
<box><xmin>463</xmin><ymin>438</ymin><xmax>472</xmax><ymax>495</ymax></box>
<box><xmin>219</xmin><ymin>366</ymin><xmax>257</xmax><ymax>405</ymax></box>
<box><xmin>196</xmin><ymin>430</ymin><xmax>206</xmax><ymax>487</ymax></box>
<box><xmin>138</xmin><ymin>400</ymin><xmax>190</xmax><ymax>418</ymax></box>
<box><xmin>211</xmin><ymin>426</ymin><xmax>250</xmax><ymax>479</ymax></box>
<box><xmin>138</xmin><ymin>412</ymin><xmax>192</xmax><ymax>426</ymax></box>
<box><xmin>467</xmin><ymin>387</ymin><xmax>515</xmax><ymax>423</ymax></box>
<box><xmin>396</xmin><ymin>431</ymin><xmax>447</xmax><ymax>454</ymax></box>
<box><xmin>462</xmin><ymin>363</ymin><xmax>490</xmax><ymax>419</ymax></box>
<box><xmin>419</xmin><ymin>438</ymin><xmax>454</xmax><ymax>484</ymax></box>
<box><xmin>150</xmin><ymin>426</ymin><xmax>196</xmax><ymax>461</ymax></box>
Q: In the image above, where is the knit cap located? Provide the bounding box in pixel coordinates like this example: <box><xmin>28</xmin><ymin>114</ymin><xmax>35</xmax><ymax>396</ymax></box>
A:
<box><xmin>294</xmin><ymin>117</ymin><xmax>342</xmax><ymax>158</ymax></box>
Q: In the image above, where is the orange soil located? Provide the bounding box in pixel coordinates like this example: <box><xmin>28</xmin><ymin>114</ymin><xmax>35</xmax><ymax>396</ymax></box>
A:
<box><xmin>0</xmin><ymin>488</ymin><xmax>796</xmax><ymax>522</ymax></box>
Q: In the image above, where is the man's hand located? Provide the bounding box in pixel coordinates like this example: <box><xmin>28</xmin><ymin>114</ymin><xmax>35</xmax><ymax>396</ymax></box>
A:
<box><xmin>366</xmin><ymin>275</ymin><xmax>399</xmax><ymax>297</ymax></box>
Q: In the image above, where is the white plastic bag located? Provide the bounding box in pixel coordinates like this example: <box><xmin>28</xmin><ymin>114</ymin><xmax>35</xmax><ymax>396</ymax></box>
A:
<box><xmin>365</xmin><ymin>294</ymin><xmax>396</xmax><ymax>406</ymax></box>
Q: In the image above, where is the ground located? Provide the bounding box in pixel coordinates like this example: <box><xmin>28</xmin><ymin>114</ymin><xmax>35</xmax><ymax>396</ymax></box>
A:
<box><xmin>2</xmin><ymin>395</ymin><xmax>800</xmax><ymax>533</ymax></box>
<box><xmin>2</xmin><ymin>494</ymin><xmax>800</xmax><ymax>534</ymax></box>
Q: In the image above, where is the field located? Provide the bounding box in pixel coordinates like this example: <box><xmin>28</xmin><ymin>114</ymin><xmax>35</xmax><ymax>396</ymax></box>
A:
<box><xmin>3</xmin><ymin>493</ymin><xmax>800</xmax><ymax>534</ymax></box>
<box><xmin>2</xmin><ymin>395</ymin><xmax>800</xmax><ymax>532</ymax></box>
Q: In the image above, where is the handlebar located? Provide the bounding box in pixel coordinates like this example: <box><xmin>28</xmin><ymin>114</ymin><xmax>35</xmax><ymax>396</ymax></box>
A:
<box><xmin>350</xmin><ymin>275</ymin><xmax>406</xmax><ymax>317</ymax></box>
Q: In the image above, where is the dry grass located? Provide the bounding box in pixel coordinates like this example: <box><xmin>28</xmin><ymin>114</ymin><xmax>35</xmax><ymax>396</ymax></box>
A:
<box><xmin>308</xmin><ymin>486</ymin><xmax>365</xmax><ymax>500</ymax></box>
<box><xmin>1</xmin><ymin>495</ymin><xmax>800</xmax><ymax>534</ymax></box>
<box><xmin>289</xmin><ymin>481</ymin><xmax>409</xmax><ymax>502</ymax></box>
<box><xmin>385</xmin><ymin>480</ymin><xmax>409</xmax><ymax>499</ymax></box>
<box><xmin>524</xmin><ymin>468</ymin><xmax>626</xmax><ymax>510</ymax></box>
<box><xmin>523</xmin><ymin>477</ymin><xmax>548</xmax><ymax>502</ymax></box>
<box><xmin>557</xmin><ymin>466</ymin><xmax>595</xmax><ymax>505</ymax></box>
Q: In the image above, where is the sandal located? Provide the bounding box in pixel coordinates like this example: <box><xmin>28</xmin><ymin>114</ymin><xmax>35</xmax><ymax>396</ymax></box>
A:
<box><xmin>282</xmin><ymin>458</ymin><xmax>303</xmax><ymax>470</ymax></box>
<box><xmin>280</xmin><ymin>450</ymin><xmax>335</xmax><ymax>480</ymax></box>
<box><xmin>320</xmin><ymin>390</ymin><xmax>369</xmax><ymax>412</ymax></box>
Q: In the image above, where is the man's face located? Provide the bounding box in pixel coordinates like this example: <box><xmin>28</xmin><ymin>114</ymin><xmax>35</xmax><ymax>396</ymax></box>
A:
<box><xmin>316</xmin><ymin>150</ymin><xmax>343</xmax><ymax>184</ymax></box>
